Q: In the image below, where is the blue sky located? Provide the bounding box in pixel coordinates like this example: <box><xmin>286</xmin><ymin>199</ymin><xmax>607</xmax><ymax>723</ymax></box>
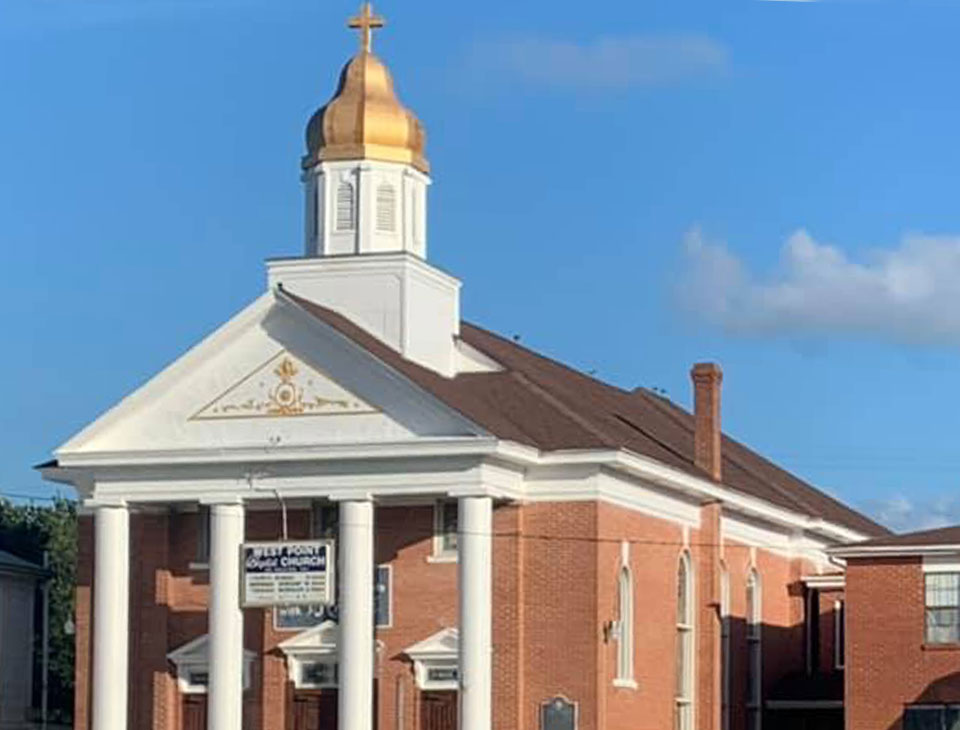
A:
<box><xmin>4</xmin><ymin>0</ymin><xmax>960</xmax><ymax>530</ymax></box>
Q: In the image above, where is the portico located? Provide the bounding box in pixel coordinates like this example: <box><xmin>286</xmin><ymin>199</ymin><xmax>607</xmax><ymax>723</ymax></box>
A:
<box><xmin>79</xmin><ymin>483</ymin><xmax>496</xmax><ymax>730</ymax></box>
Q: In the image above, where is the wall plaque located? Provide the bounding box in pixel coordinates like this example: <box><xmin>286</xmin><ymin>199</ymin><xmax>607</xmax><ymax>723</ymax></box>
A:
<box><xmin>541</xmin><ymin>696</ymin><xmax>577</xmax><ymax>730</ymax></box>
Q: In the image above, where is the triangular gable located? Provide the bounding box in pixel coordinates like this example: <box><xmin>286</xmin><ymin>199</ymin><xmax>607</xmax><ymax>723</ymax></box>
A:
<box><xmin>55</xmin><ymin>291</ymin><xmax>487</xmax><ymax>460</ymax></box>
<box><xmin>191</xmin><ymin>351</ymin><xmax>377</xmax><ymax>421</ymax></box>
<box><xmin>277</xmin><ymin>621</ymin><xmax>339</xmax><ymax>656</ymax></box>
<box><xmin>166</xmin><ymin>634</ymin><xmax>255</xmax><ymax>665</ymax></box>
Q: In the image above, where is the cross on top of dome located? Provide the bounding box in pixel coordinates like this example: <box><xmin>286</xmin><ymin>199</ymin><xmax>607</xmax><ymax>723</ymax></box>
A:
<box><xmin>348</xmin><ymin>3</ymin><xmax>385</xmax><ymax>54</ymax></box>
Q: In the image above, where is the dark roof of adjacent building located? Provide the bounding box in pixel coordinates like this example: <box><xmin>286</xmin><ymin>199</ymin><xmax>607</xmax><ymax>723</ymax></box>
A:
<box><xmin>0</xmin><ymin>549</ymin><xmax>47</xmax><ymax>578</ymax></box>
<box><xmin>837</xmin><ymin>525</ymin><xmax>960</xmax><ymax>551</ymax></box>
<box><xmin>285</xmin><ymin>291</ymin><xmax>888</xmax><ymax>538</ymax></box>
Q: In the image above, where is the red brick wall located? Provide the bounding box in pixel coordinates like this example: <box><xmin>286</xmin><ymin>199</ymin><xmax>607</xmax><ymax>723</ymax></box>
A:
<box><xmin>846</xmin><ymin>557</ymin><xmax>960</xmax><ymax>730</ymax></box>
<box><xmin>74</xmin><ymin>502</ymin><xmax>816</xmax><ymax>730</ymax></box>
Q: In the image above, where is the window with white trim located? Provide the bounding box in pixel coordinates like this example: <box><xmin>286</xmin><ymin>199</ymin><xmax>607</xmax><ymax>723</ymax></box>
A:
<box><xmin>675</xmin><ymin>553</ymin><xmax>694</xmax><ymax>730</ymax></box>
<box><xmin>834</xmin><ymin>600</ymin><xmax>845</xmax><ymax>669</ymax></box>
<box><xmin>615</xmin><ymin>566</ymin><xmax>634</xmax><ymax>686</ymax></box>
<box><xmin>335</xmin><ymin>182</ymin><xmax>355</xmax><ymax>231</ymax></box>
<box><xmin>720</xmin><ymin>567</ymin><xmax>731</xmax><ymax>730</ymax></box>
<box><xmin>432</xmin><ymin>500</ymin><xmax>458</xmax><ymax>560</ymax></box>
<box><xmin>746</xmin><ymin>569</ymin><xmax>762</xmax><ymax>730</ymax></box>
<box><xmin>298</xmin><ymin>660</ymin><xmax>338</xmax><ymax>689</ymax></box>
<box><xmin>422</xmin><ymin>663</ymin><xmax>458</xmax><ymax>691</ymax></box>
<box><xmin>925</xmin><ymin>573</ymin><xmax>960</xmax><ymax>644</ymax></box>
<box><xmin>376</xmin><ymin>183</ymin><xmax>396</xmax><ymax>232</ymax></box>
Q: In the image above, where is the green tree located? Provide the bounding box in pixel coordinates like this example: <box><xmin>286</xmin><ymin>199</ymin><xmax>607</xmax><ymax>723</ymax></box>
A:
<box><xmin>0</xmin><ymin>498</ymin><xmax>77</xmax><ymax>723</ymax></box>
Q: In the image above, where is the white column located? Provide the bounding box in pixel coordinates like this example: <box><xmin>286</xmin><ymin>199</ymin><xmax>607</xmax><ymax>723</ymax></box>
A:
<box><xmin>339</xmin><ymin>500</ymin><xmax>375</xmax><ymax>730</ymax></box>
<box><xmin>208</xmin><ymin>502</ymin><xmax>245</xmax><ymax>730</ymax></box>
<box><xmin>459</xmin><ymin>496</ymin><xmax>492</xmax><ymax>730</ymax></box>
<box><xmin>92</xmin><ymin>504</ymin><xmax>129</xmax><ymax>730</ymax></box>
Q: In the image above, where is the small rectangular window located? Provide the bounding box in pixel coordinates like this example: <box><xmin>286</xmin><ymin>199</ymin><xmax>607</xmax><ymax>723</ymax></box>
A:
<box><xmin>300</xmin><ymin>661</ymin><xmax>338</xmax><ymax>689</ymax></box>
<box><xmin>375</xmin><ymin>565</ymin><xmax>392</xmax><ymax>628</ymax></box>
<box><xmin>432</xmin><ymin>500</ymin><xmax>458</xmax><ymax>558</ymax></box>
<box><xmin>311</xmin><ymin>501</ymin><xmax>339</xmax><ymax>539</ymax></box>
<box><xmin>835</xmin><ymin>600</ymin><xmax>845</xmax><ymax>669</ymax></box>
<box><xmin>196</xmin><ymin>506</ymin><xmax>210</xmax><ymax>565</ymax></box>
<box><xmin>926</xmin><ymin>573</ymin><xmax>960</xmax><ymax>644</ymax></box>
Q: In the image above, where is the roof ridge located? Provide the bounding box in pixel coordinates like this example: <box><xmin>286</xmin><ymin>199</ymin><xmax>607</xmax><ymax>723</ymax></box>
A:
<box><xmin>506</xmin><ymin>371</ymin><xmax>619</xmax><ymax>448</ymax></box>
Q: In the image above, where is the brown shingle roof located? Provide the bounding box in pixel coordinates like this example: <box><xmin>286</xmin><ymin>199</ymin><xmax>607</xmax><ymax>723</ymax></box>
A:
<box><xmin>842</xmin><ymin>525</ymin><xmax>960</xmax><ymax>549</ymax></box>
<box><xmin>285</xmin><ymin>290</ymin><xmax>888</xmax><ymax>538</ymax></box>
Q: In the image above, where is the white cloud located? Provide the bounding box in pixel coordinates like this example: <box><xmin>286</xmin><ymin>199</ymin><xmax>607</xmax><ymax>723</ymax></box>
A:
<box><xmin>678</xmin><ymin>228</ymin><xmax>960</xmax><ymax>345</ymax></box>
<box><xmin>471</xmin><ymin>34</ymin><xmax>730</xmax><ymax>90</ymax></box>
<box><xmin>862</xmin><ymin>495</ymin><xmax>960</xmax><ymax>533</ymax></box>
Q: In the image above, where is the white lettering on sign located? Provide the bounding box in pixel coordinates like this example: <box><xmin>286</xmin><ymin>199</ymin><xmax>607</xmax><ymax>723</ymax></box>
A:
<box><xmin>241</xmin><ymin>541</ymin><xmax>335</xmax><ymax>607</ymax></box>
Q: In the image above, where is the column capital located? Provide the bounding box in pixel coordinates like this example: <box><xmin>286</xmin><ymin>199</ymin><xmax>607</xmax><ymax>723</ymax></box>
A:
<box><xmin>199</xmin><ymin>496</ymin><xmax>245</xmax><ymax>507</ymax></box>
<box><xmin>84</xmin><ymin>497</ymin><xmax>128</xmax><ymax>510</ymax></box>
<box><xmin>328</xmin><ymin>493</ymin><xmax>375</xmax><ymax>503</ymax></box>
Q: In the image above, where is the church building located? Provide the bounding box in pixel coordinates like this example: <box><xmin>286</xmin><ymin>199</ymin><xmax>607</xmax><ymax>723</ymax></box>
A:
<box><xmin>42</xmin><ymin>6</ymin><xmax>887</xmax><ymax>730</ymax></box>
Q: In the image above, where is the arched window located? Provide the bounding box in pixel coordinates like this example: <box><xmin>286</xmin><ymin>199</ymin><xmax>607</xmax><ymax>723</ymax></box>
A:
<box><xmin>676</xmin><ymin>553</ymin><xmax>694</xmax><ymax>730</ymax></box>
<box><xmin>746</xmin><ymin>569</ymin><xmax>762</xmax><ymax>730</ymax></box>
<box><xmin>720</xmin><ymin>566</ymin><xmax>731</xmax><ymax>730</ymax></box>
<box><xmin>335</xmin><ymin>182</ymin><xmax>355</xmax><ymax>232</ymax></box>
<box><xmin>376</xmin><ymin>183</ymin><xmax>396</xmax><ymax>232</ymax></box>
<box><xmin>616</xmin><ymin>566</ymin><xmax>634</xmax><ymax>685</ymax></box>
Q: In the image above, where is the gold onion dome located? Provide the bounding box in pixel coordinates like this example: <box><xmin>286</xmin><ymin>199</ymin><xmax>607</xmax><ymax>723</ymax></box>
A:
<box><xmin>304</xmin><ymin>4</ymin><xmax>429</xmax><ymax>174</ymax></box>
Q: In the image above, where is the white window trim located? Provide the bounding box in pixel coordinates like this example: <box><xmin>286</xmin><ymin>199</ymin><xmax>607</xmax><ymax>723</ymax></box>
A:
<box><xmin>613</xmin><ymin>564</ymin><xmax>636</xmax><ymax>689</ymax></box>
<box><xmin>428</xmin><ymin>500</ymin><xmax>458</xmax><ymax>563</ymax></box>
<box><xmin>294</xmin><ymin>657</ymin><xmax>339</xmax><ymax>690</ymax></box>
<box><xmin>676</xmin><ymin>552</ymin><xmax>695</xmax><ymax>730</ymax></box>
<box><xmin>416</xmin><ymin>660</ymin><xmax>459</xmax><ymax>692</ymax></box>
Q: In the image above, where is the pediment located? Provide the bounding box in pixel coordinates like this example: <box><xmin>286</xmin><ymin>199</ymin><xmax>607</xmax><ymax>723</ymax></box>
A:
<box><xmin>191</xmin><ymin>351</ymin><xmax>376</xmax><ymax>421</ymax></box>
<box><xmin>57</xmin><ymin>292</ymin><xmax>487</xmax><ymax>457</ymax></box>
<box><xmin>167</xmin><ymin>634</ymin><xmax>254</xmax><ymax>667</ymax></box>
<box><xmin>277</xmin><ymin>621</ymin><xmax>338</xmax><ymax>656</ymax></box>
<box><xmin>404</xmin><ymin>627</ymin><xmax>458</xmax><ymax>660</ymax></box>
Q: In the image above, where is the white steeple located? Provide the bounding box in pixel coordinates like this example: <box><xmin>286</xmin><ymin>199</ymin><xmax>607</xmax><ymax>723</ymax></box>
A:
<box><xmin>268</xmin><ymin>4</ymin><xmax>459</xmax><ymax>377</ymax></box>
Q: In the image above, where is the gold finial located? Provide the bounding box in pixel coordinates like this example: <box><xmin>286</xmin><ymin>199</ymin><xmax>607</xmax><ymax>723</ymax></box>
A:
<box><xmin>348</xmin><ymin>3</ymin><xmax>385</xmax><ymax>54</ymax></box>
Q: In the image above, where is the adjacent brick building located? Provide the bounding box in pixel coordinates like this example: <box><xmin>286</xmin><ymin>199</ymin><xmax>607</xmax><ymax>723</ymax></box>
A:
<box><xmin>833</xmin><ymin>526</ymin><xmax>960</xmax><ymax>730</ymax></box>
<box><xmin>41</xmin><ymin>5</ymin><xmax>889</xmax><ymax>730</ymax></box>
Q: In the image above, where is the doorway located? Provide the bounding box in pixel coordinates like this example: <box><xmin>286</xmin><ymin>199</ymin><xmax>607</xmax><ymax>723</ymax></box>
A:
<box><xmin>182</xmin><ymin>696</ymin><xmax>207</xmax><ymax>730</ymax></box>
<box><xmin>293</xmin><ymin>692</ymin><xmax>338</xmax><ymax>730</ymax></box>
<box><xmin>419</xmin><ymin>691</ymin><xmax>456</xmax><ymax>730</ymax></box>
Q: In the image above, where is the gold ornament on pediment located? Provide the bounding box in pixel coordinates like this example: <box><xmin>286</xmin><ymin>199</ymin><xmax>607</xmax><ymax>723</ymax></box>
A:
<box><xmin>191</xmin><ymin>352</ymin><xmax>377</xmax><ymax>421</ymax></box>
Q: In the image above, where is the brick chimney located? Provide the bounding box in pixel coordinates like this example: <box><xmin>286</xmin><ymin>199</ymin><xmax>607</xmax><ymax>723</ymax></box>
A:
<box><xmin>691</xmin><ymin>362</ymin><xmax>723</xmax><ymax>482</ymax></box>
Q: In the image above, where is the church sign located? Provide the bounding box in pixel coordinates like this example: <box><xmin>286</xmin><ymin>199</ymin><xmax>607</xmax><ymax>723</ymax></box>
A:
<box><xmin>241</xmin><ymin>541</ymin><xmax>335</xmax><ymax>607</ymax></box>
